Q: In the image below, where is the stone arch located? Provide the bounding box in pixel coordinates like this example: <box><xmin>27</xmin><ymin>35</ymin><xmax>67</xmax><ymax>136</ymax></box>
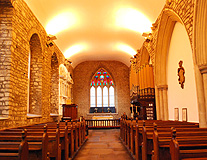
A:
<box><xmin>27</xmin><ymin>28</ymin><xmax>44</xmax><ymax>53</ymax></box>
<box><xmin>29</xmin><ymin>33</ymin><xmax>43</xmax><ymax>115</ymax></box>
<box><xmin>90</xmin><ymin>64</ymin><xmax>116</xmax><ymax>86</ymax></box>
<box><xmin>50</xmin><ymin>52</ymin><xmax>59</xmax><ymax>114</ymax></box>
<box><xmin>155</xmin><ymin>9</ymin><xmax>185</xmax><ymax>120</ymax></box>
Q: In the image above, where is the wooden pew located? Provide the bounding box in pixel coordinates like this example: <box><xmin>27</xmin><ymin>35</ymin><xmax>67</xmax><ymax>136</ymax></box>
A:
<box><xmin>0</xmin><ymin>129</ymin><xmax>28</xmax><ymax>160</ymax></box>
<box><xmin>20</xmin><ymin>123</ymin><xmax>63</xmax><ymax>160</ymax></box>
<box><xmin>25</xmin><ymin>120</ymin><xmax>86</xmax><ymax>159</ymax></box>
<box><xmin>46</xmin><ymin>121</ymin><xmax>85</xmax><ymax>158</ymax></box>
<box><xmin>0</xmin><ymin>120</ymin><xmax>86</xmax><ymax>160</ymax></box>
<box><xmin>120</xmin><ymin>119</ymin><xmax>199</xmax><ymax>160</ymax></box>
<box><xmin>142</xmin><ymin>122</ymin><xmax>206</xmax><ymax>160</ymax></box>
<box><xmin>0</xmin><ymin>126</ymin><xmax>49</xmax><ymax>160</ymax></box>
<box><xmin>170</xmin><ymin>128</ymin><xmax>207</xmax><ymax>160</ymax></box>
<box><xmin>152</xmin><ymin>124</ymin><xmax>207</xmax><ymax>160</ymax></box>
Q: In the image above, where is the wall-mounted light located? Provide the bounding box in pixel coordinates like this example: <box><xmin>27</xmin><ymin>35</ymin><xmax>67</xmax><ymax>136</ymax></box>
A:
<box><xmin>142</xmin><ymin>32</ymin><xmax>152</xmax><ymax>43</ymax></box>
<box><xmin>46</xmin><ymin>34</ymin><xmax>57</xmax><ymax>47</ymax></box>
<box><xmin>64</xmin><ymin>59</ymin><xmax>72</xmax><ymax>66</ymax></box>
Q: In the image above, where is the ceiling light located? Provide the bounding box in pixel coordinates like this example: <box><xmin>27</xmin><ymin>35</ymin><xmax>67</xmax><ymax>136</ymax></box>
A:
<box><xmin>46</xmin><ymin>12</ymin><xmax>77</xmax><ymax>35</ymax></box>
<box><xmin>116</xmin><ymin>43</ymin><xmax>137</xmax><ymax>56</ymax></box>
<box><xmin>115</xmin><ymin>8</ymin><xmax>152</xmax><ymax>34</ymax></box>
<box><xmin>64</xmin><ymin>44</ymin><xmax>87</xmax><ymax>58</ymax></box>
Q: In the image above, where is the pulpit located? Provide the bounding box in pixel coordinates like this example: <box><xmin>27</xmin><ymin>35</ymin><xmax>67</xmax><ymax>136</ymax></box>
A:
<box><xmin>62</xmin><ymin>104</ymin><xmax>78</xmax><ymax>121</ymax></box>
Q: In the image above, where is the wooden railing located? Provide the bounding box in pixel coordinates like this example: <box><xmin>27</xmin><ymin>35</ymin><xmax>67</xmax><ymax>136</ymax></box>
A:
<box><xmin>85</xmin><ymin>119</ymin><xmax>120</xmax><ymax>129</ymax></box>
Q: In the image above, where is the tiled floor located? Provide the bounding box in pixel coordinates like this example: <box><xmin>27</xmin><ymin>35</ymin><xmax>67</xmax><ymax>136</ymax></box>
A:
<box><xmin>74</xmin><ymin>129</ymin><xmax>133</xmax><ymax>160</ymax></box>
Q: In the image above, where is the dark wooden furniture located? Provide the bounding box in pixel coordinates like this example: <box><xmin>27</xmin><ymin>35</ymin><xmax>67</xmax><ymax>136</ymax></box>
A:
<box><xmin>0</xmin><ymin>120</ymin><xmax>87</xmax><ymax>160</ymax></box>
<box><xmin>119</xmin><ymin>119</ymin><xmax>200</xmax><ymax>160</ymax></box>
<box><xmin>131</xmin><ymin>88</ymin><xmax>156</xmax><ymax>120</ymax></box>
<box><xmin>0</xmin><ymin>130</ymin><xmax>28</xmax><ymax>160</ymax></box>
<box><xmin>62</xmin><ymin>104</ymin><xmax>78</xmax><ymax>120</ymax></box>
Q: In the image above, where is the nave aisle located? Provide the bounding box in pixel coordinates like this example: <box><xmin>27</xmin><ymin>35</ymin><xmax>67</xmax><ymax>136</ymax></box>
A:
<box><xmin>74</xmin><ymin>129</ymin><xmax>132</xmax><ymax>160</ymax></box>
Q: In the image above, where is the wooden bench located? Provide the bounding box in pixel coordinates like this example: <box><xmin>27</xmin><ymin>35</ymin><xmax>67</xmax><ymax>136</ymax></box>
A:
<box><xmin>0</xmin><ymin>125</ymin><xmax>49</xmax><ymax>160</ymax></box>
<box><xmin>170</xmin><ymin>128</ymin><xmax>207</xmax><ymax>160</ymax></box>
<box><xmin>0</xmin><ymin>120</ymin><xmax>87</xmax><ymax>160</ymax></box>
<box><xmin>0</xmin><ymin>129</ymin><xmax>28</xmax><ymax>160</ymax></box>
<box><xmin>152</xmin><ymin>124</ymin><xmax>207</xmax><ymax>160</ymax></box>
<box><xmin>40</xmin><ymin>121</ymin><xmax>86</xmax><ymax>158</ymax></box>
<box><xmin>120</xmin><ymin>119</ymin><xmax>199</xmax><ymax>160</ymax></box>
<box><xmin>142</xmin><ymin>123</ymin><xmax>207</xmax><ymax>160</ymax></box>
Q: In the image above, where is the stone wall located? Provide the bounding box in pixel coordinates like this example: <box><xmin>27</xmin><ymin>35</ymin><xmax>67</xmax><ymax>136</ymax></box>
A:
<box><xmin>0</xmin><ymin>0</ymin><xmax>67</xmax><ymax>129</ymax></box>
<box><xmin>0</xmin><ymin>1</ymin><xmax>13</xmax><ymax>119</ymax></box>
<box><xmin>73</xmin><ymin>61</ymin><xmax>131</xmax><ymax>119</ymax></box>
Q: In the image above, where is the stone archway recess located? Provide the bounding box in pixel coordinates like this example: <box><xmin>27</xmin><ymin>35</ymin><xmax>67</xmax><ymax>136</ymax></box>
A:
<box><xmin>155</xmin><ymin>9</ymin><xmax>187</xmax><ymax>120</ymax></box>
<box><xmin>194</xmin><ymin>0</ymin><xmax>207</xmax><ymax>127</ymax></box>
<box><xmin>29</xmin><ymin>33</ymin><xmax>43</xmax><ymax>115</ymax></box>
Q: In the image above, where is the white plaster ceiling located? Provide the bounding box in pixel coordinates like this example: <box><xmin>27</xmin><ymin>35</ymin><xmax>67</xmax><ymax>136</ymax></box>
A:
<box><xmin>24</xmin><ymin>0</ymin><xmax>165</xmax><ymax>67</ymax></box>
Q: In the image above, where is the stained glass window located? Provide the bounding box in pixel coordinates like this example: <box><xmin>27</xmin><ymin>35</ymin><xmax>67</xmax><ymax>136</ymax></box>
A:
<box><xmin>109</xmin><ymin>86</ymin><xmax>115</xmax><ymax>107</ymax></box>
<box><xmin>90</xmin><ymin>68</ymin><xmax>115</xmax><ymax>109</ymax></box>
<box><xmin>97</xmin><ymin>86</ymin><xmax>102</xmax><ymax>107</ymax></box>
<box><xmin>103</xmin><ymin>86</ymin><xmax>108</xmax><ymax>107</ymax></box>
<box><xmin>90</xmin><ymin>86</ymin><xmax>95</xmax><ymax>107</ymax></box>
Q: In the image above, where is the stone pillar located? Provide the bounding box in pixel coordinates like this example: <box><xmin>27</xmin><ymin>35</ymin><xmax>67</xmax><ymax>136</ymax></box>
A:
<box><xmin>198</xmin><ymin>65</ymin><xmax>207</xmax><ymax>127</ymax></box>
<box><xmin>162</xmin><ymin>87</ymin><xmax>168</xmax><ymax>120</ymax></box>
<box><xmin>156</xmin><ymin>85</ymin><xmax>168</xmax><ymax>120</ymax></box>
<box><xmin>159</xmin><ymin>89</ymin><xmax>164</xmax><ymax>120</ymax></box>
<box><xmin>194</xmin><ymin>0</ymin><xmax>207</xmax><ymax>127</ymax></box>
<box><xmin>194</xmin><ymin>66</ymin><xmax>207</xmax><ymax>127</ymax></box>
<box><xmin>155</xmin><ymin>86</ymin><xmax>160</xmax><ymax>120</ymax></box>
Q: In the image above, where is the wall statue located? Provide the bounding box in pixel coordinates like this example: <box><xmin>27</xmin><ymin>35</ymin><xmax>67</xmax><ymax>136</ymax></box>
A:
<box><xmin>178</xmin><ymin>60</ymin><xmax>185</xmax><ymax>89</ymax></box>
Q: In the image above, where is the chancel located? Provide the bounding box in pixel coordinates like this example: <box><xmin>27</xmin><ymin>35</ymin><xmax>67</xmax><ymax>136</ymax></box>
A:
<box><xmin>1</xmin><ymin>0</ymin><xmax>207</xmax><ymax>159</ymax></box>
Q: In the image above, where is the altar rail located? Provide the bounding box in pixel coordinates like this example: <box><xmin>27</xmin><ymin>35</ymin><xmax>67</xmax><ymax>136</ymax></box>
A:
<box><xmin>85</xmin><ymin>119</ymin><xmax>120</xmax><ymax>129</ymax></box>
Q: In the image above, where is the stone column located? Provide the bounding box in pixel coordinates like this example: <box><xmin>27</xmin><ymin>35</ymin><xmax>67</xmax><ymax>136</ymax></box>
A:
<box><xmin>194</xmin><ymin>0</ymin><xmax>207</xmax><ymax>127</ymax></box>
<box><xmin>198</xmin><ymin>65</ymin><xmax>207</xmax><ymax>127</ymax></box>
<box><xmin>163</xmin><ymin>87</ymin><xmax>169</xmax><ymax>120</ymax></box>
<box><xmin>159</xmin><ymin>89</ymin><xmax>164</xmax><ymax>120</ymax></box>
<box><xmin>194</xmin><ymin>65</ymin><xmax>207</xmax><ymax>127</ymax></box>
<box><xmin>156</xmin><ymin>85</ymin><xmax>168</xmax><ymax>120</ymax></box>
<box><xmin>155</xmin><ymin>86</ymin><xmax>160</xmax><ymax>120</ymax></box>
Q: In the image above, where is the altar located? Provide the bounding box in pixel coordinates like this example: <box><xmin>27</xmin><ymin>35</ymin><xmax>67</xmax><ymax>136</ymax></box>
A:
<box><xmin>92</xmin><ymin>116</ymin><xmax>113</xmax><ymax>120</ymax></box>
<box><xmin>92</xmin><ymin>116</ymin><xmax>113</xmax><ymax>126</ymax></box>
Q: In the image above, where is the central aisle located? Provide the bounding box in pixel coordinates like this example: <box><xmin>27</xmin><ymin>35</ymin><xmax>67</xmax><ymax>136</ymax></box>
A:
<box><xmin>74</xmin><ymin>129</ymin><xmax>133</xmax><ymax>160</ymax></box>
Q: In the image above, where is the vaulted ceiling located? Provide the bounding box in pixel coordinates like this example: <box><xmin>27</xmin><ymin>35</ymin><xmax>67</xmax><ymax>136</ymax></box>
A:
<box><xmin>24</xmin><ymin>0</ymin><xmax>165</xmax><ymax>67</ymax></box>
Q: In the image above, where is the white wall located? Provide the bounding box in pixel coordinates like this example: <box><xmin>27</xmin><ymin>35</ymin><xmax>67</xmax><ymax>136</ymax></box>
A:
<box><xmin>167</xmin><ymin>22</ymin><xmax>198</xmax><ymax>122</ymax></box>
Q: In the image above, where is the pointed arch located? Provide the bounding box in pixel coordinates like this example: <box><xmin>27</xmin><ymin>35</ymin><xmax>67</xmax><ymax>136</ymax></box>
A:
<box><xmin>154</xmin><ymin>9</ymin><xmax>197</xmax><ymax>121</ymax></box>
<box><xmin>28</xmin><ymin>33</ymin><xmax>43</xmax><ymax>115</ymax></box>
<box><xmin>89</xmin><ymin>68</ymin><xmax>116</xmax><ymax>113</ymax></box>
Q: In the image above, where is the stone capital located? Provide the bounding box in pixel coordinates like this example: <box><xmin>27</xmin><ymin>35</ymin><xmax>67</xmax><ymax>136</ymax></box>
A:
<box><xmin>198</xmin><ymin>65</ymin><xmax>207</xmax><ymax>74</ymax></box>
<box><xmin>157</xmin><ymin>85</ymin><xmax>168</xmax><ymax>90</ymax></box>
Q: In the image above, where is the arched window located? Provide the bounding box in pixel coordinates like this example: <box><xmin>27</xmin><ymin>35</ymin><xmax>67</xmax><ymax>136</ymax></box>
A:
<box><xmin>97</xmin><ymin>86</ymin><xmax>102</xmax><ymax>107</ymax></box>
<box><xmin>90</xmin><ymin>68</ymin><xmax>115</xmax><ymax>113</ymax></box>
<box><xmin>103</xmin><ymin>86</ymin><xmax>108</xmax><ymax>107</ymax></box>
<box><xmin>109</xmin><ymin>86</ymin><xmax>115</xmax><ymax>107</ymax></box>
<box><xmin>90</xmin><ymin>86</ymin><xmax>95</xmax><ymax>107</ymax></box>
